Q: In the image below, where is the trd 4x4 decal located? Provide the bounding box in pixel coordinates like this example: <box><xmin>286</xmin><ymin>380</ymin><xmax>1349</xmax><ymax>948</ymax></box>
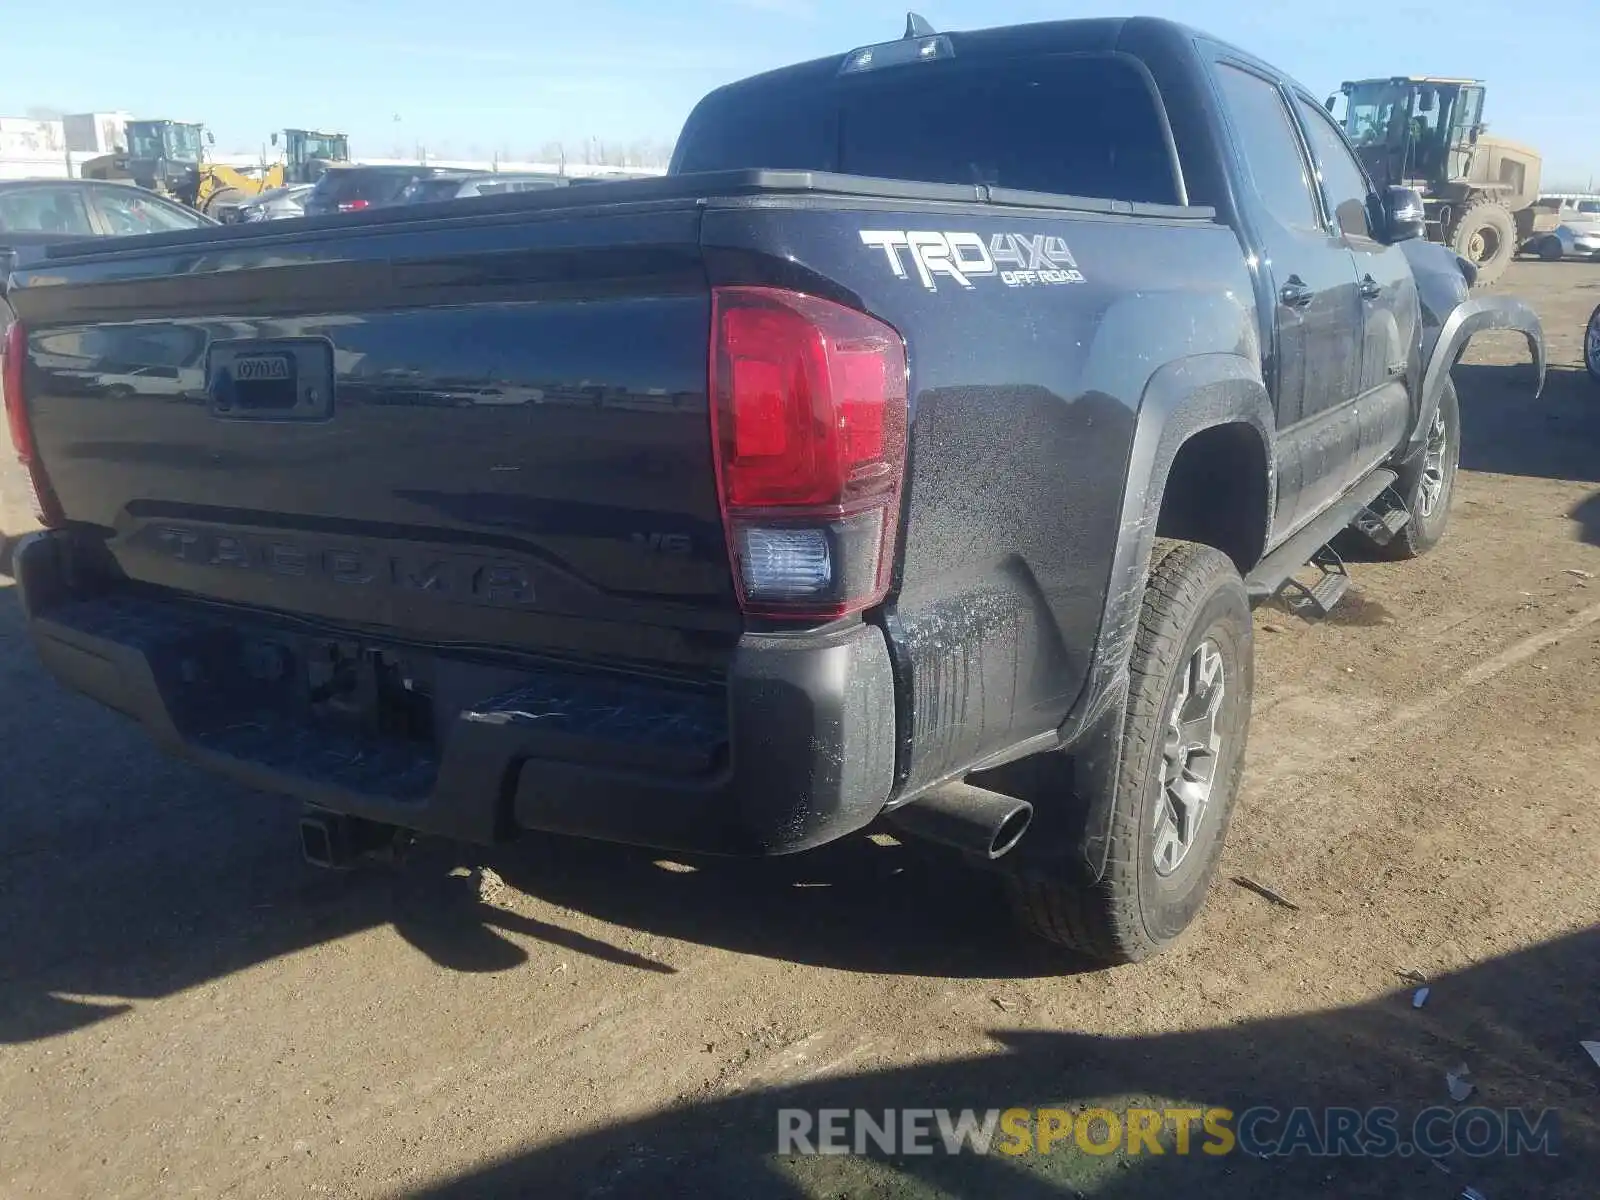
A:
<box><xmin>859</xmin><ymin>230</ymin><xmax>1086</xmax><ymax>291</ymax></box>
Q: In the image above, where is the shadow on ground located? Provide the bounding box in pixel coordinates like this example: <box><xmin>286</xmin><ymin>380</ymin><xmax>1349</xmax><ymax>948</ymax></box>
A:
<box><xmin>1453</xmin><ymin>361</ymin><xmax>1600</xmax><ymax>549</ymax></box>
<box><xmin>410</xmin><ymin>927</ymin><xmax>1599</xmax><ymax>1199</ymax></box>
<box><xmin>1454</xmin><ymin>362</ymin><xmax>1600</xmax><ymax>485</ymax></box>
<box><xmin>1570</xmin><ymin>490</ymin><xmax>1600</xmax><ymax>548</ymax></box>
<box><xmin>0</xmin><ymin>582</ymin><xmax>1069</xmax><ymax>1047</ymax></box>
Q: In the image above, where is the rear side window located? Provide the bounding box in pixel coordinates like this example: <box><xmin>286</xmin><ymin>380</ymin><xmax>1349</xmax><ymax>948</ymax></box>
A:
<box><xmin>92</xmin><ymin>188</ymin><xmax>207</xmax><ymax>235</ymax></box>
<box><xmin>1212</xmin><ymin>65</ymin><xmax>1319</xmax><ymax>234</ymax></box>
<box><xmin>0</xmin><ymin>188</ymin><xmax>94</xmax><ymax>235</ymax></box>
<box><xmin>675</xmin><ymin>53</ymin><xmax>1181</xmax><ymax>205</ymax></box>
<box><xmin>318</xmin><ymin>171</ymin><xmax>420</xmax><ymax>206</ymax></box>
<box><xmin>403</xmin><ymin>178</ymin><xmax>465</xmax><ymax>203</ymax></box>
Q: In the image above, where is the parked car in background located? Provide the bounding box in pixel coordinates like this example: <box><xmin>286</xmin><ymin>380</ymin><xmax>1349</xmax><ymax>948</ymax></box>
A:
<box><xmin>0</xmin><ymin>178</ymin><xmax>212</xmax><ymax>278</ymax></box>
<box><xmin>1532</xmin><ymin>214</ymin><xmax>1600</xmax><ymax>261</ymax></box>
<box><xmin>302</xmin><ymin>165</ymin><xmax>481</xmax><ymax>216</ymax></box>
<box><xmin>399</xmin><ymin>172</ymin><xmax>568</xmax><ymax>204</ymax></box>
<box><xmin>231</xmin><ymin>184</ymin><xmax>315</xmax><ymax>223</ymax></box>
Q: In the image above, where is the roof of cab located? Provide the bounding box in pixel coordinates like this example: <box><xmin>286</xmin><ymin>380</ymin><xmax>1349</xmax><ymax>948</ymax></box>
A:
<box><xmin>1341</xmin><ymin>75</ymin><xmax>1483</xmax><ymax>87</ymax></box>
<box><xmin>682</xmin><ymin>16</ymin><xmax>1295</xmax><ymax>107</ymax></box>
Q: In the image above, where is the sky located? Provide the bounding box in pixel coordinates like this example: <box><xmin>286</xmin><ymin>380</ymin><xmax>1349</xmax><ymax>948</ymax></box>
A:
<box><xmin>3</xmin><ymin>0</ymin><xmax>1596</xmax><ymax>185</ymax></box>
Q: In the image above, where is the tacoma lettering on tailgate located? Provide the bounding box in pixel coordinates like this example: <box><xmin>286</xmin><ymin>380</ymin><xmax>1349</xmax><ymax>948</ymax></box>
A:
<box><xmin>139</xmin><ymin>525</ymin><xmax>536</xmax><ymax>608</ymax></box>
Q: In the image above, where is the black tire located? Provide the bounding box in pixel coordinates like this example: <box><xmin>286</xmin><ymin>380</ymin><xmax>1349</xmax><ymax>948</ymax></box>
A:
<box><xmin>1006</xmin><ymin>540</ymin><xmax>1253</xmax><ymax>963</ymax></box>
<box><xmin>1586</xmin><ymin>303</ymin><xmax>1600</xmax><ymax>384</ymax></box>
<box><xmin>1448</xmin><ymin>200</ymin><xmax>1517</xmax><ymax>287</ymax></box>
<box><xmin>1538</xmin><ymin>236</ymin><xmax>1564</xmax><ymax>262</ymax></box>
<box><xmin>1379</xmin><ymin>376</ymin><xmax>1461</xmax><ymax>560</ymax></box>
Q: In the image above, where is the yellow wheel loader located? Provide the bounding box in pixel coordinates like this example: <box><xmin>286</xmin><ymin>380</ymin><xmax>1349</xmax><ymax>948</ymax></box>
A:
<box><xmin>82</xmin><ymin>122</ymin><xmax>349</xmax><ymax>218</ymax></box>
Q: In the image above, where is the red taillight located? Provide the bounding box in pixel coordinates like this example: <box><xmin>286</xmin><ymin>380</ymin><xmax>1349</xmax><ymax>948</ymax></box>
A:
<box><xmin>337</xmin><ymin>198</ymin><xmax>370</xmax><ymax>212</ymax></box>
<box><xmin>1</xmin><ymin>320</ymin><xmax>63</xmax><ymax>527</ymax></box>
<box><xmin>709</xmin><ymin>287</ymin><xmax>908</xmax><ymax>619</ymax></box>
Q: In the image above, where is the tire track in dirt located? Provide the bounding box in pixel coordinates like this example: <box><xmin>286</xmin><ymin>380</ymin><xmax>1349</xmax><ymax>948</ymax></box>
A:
<box><xmin>1245</xmin><ymin>598</ymin><xmax>1600</xmax><ymax>813</ymax></box>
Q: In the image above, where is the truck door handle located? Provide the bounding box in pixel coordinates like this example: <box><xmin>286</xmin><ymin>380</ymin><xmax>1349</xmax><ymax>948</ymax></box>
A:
<box><xmin>1279</xmin><ymin>277</ymin><xmax>1314</xmax><ymax>308</ymax></box>
<box><xmin>1359</xmin><ymin>274</ymin><xmax>1382</xmax><ymax>300</ymax></box>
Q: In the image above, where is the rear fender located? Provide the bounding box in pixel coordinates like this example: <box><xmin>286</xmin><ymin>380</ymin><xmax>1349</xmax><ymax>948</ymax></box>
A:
<box><xmin>1409</xmin><ymin>295</ymin><xmax>1545</xmax><ymax>458</ymax></box>
<box><xmin>1083</xmin><ymin>353</ymin><xmax>1274</xmax><ymax>716</ymax></box>
<box><xmin>1014</xmin><ymin>353</ymin><xmax>1272</xmax><ymax>884</ymax></box>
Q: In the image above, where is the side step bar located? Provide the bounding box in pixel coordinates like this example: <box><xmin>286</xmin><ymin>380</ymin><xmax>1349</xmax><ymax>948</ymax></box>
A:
<box><xmin>1281</xmin><ymin>544</ymin><xmax>1351</xmax><ymax>617</ymax></box>
<box><xmin>1350</xmin><ymin>486</ymin><xmax>1411</xmax><ymax>547</ymax></box>
<box><xmin>1245</xmin><ymin>469</ymin><xmax>1400</xmax><ymax>607</ymax></box>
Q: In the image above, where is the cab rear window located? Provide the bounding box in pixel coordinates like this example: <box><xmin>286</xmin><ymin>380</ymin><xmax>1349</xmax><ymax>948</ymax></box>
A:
<box><xmin>673</xmin><ymin>52</ymin><xmax>1180</xmax><ymax>205</ymax></box>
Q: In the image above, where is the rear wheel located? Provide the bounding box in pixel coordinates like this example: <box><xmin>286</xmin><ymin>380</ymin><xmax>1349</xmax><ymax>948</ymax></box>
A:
<box><xmin>1586</xmin><ymin>303</ymin><xmax>1600</xmax><ymax>383</ymax></box>
<box><xmin>1448</xmin><ymin>200</ymin><xmax>1517</xmax><ymax>287</ymax></box>
<box><xmin>1539</xmin><ymin>236</ymin><xmax>1565</xmax><ymax>262</ymax></box>
<box><xmin>1005</xmin><ymin>540</ymin><xmax>1253</xmax><ymax>964</ymax></box>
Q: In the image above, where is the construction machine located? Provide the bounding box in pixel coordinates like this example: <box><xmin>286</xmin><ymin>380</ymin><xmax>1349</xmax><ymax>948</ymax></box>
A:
<box><xmin>81</xmin><ymin>122</ymin><xmax>349</xmax><ymax>218</ymax></box>
<box><xmin>202</xmin><ymin>129</ymin><xmax>350</xmax><ymax>220</ymax></box>
<box><xmin>81</xmin><ymin>119</ymin><xmax>208</xmax><ymax>200</ymax></box>
<box><xmin>1330</xmin><ymin>76</ymin><xmax>1554</xmax><ymax>287</ymax></box>
<box><xmin>275</xmin><ymin>129</ymin><xmax>351</xmax><ymax>184</ymax></box>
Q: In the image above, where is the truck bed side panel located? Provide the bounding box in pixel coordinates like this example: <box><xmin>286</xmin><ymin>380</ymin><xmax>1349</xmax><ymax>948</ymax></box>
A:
<box><xmin>703</xmin><ymin>202</ymin><xmax>1258</xmax><ymax>791</ymax></box>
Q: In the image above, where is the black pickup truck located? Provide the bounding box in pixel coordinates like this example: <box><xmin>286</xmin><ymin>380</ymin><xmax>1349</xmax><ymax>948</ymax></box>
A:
<box><xmin>0</xmin><ymin>16</ymin><xmax>1544</xmax><ymax>963</ymax></box>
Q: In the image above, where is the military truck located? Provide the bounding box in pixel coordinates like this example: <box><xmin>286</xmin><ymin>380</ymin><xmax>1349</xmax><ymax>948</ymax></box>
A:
<box><xmin>1332</xmin><ymin>76</ymin><xmax>1552</xmax><ymax>286</ymax></box>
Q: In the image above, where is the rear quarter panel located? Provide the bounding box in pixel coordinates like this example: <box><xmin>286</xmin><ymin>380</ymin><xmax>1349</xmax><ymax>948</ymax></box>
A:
<box><xmin>703</xmin><ymin>201</ymin><xmax>1258</xmax><ymax>792</ymax></box>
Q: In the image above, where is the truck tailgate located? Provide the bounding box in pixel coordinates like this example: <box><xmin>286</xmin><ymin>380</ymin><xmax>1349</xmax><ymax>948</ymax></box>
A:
<box><xmin>9</xmin><ymin>205</ymin><xmax>738</xmax><ymax>673</ymax></box>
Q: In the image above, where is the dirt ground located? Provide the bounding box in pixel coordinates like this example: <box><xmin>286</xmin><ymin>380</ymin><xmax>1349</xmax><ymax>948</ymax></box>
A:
<box><xmin>2</xmin><ymin>261</ymin><xmax>1597</xmax><ymax>1199</ymax></box>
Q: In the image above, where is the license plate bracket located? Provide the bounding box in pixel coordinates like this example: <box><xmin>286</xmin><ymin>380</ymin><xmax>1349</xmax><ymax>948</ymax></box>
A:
<box><xmin>207</xmin><ymin>337</ymin><xmax>334</xmax><ymax>421</ymax></box>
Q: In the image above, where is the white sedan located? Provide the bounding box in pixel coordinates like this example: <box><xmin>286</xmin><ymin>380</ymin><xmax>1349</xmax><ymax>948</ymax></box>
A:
<box><xmin>1534</xmin><ymin>216</ymin><xmax>1600</xmax><ymax>261</ymax></box>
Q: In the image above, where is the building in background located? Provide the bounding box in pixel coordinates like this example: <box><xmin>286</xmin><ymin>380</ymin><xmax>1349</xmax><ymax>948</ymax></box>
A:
<box><xmin>0</xmin><ymin>112</ymin><xmax>132</xmax><ymax>179</ymax></box>
<box><xmin>0</xmin><ymin>116</ymin><xmax>70</xmax><ymax>179</ymax></box>
<box><xmin>0</xmin><ymin>116</ymin><xmax>65</xmax><ymax>156</ymax></box>
<box><xmin>63</xmin><ymin>112</ymin><xmax>130</xmax><ymax>155</ymax></box>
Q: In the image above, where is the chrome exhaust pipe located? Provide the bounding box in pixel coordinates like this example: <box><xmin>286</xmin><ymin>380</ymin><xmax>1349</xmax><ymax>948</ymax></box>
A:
<box><xmin>886</xmin><ymin>780</ymin><xmax>1033</xmax><ymax>860</ymax></box>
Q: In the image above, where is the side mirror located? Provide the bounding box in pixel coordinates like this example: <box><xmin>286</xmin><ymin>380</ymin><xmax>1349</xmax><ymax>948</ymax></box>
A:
<box><xmin>271</xmin><ymin>132</ymin><xmax>279</xmax><ymax>147</ymax></box>
<box><xmin>206</xmin><ymin>130</ymin><xmax>215</xmax><ymax>146</ymax></box>
<box><xmin>1324</xmin><ymin>93</ymin><xmax>1337</xmax><ymax>112</ymax></box>
<box><xmin>1383</xmin><ymin>186</ymin><xmax>1426</xmax><ymax>243</ymax></box>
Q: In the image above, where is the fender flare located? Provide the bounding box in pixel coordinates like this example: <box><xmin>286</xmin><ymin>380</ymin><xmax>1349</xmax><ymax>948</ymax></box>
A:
<box><xmin>1040</xmin><ymin>353</ymin><xmax>1273</xmax><ymax>883</ymax></box>
<box><xmin>1408</xmin><ymin>295</ymin><xmax>1545</xmax><ymax>459</ymax></box>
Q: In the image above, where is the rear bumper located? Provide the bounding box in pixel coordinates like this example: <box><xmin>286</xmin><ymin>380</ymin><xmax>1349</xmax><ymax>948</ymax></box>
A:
<box><xmin>13</xmin><ymin>531</ymin><xmax>897</xmax><ymax>856</ymax></box>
